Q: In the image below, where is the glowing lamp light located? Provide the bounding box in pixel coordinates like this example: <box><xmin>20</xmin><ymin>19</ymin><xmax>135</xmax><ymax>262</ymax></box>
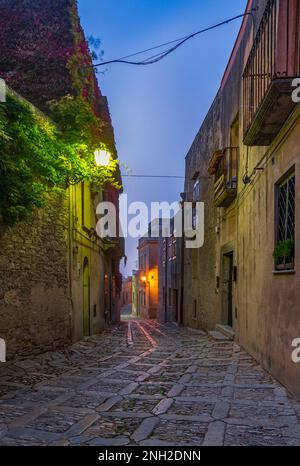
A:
<box><xmin>94</xmin><ymin>149</ymin><xmax>111</xmax><ymax>167</ymax></box>
<box><xmin>141</xmin><ymin>276</ymin><xmax>147</xmax><ymax>283</ymax></box>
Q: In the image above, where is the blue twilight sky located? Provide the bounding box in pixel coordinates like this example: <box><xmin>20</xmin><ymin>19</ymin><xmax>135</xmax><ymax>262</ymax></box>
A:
<box><xmin>78</xmin><ymin>0</ymin><xmax>247</xmax><ymax>276</ymax></box>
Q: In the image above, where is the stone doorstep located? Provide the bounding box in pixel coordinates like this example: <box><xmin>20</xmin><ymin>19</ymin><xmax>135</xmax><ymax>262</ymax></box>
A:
<box><xmin>216</xmin><ymin>325</ymin><xmax>235</xmax><ymax>340</ymax></box>
<box><xmin>208</xmin><ymin>331</ymin><xmax>230</xmax><ymax>342</ymax></box>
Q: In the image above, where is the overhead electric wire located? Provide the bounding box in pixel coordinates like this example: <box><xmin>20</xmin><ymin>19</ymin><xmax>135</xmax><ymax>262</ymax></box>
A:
<box><xmin>89</xmin><ymin>12</ymin><xmax>254</xmax><ymax>68</ymax></box>
<box><xmin>104</xmin><ymin>33</ymin><xmax>193</xmax><ymax>62</ymax></box>
<box><xmin>122</xmin><ymin>174</ymin><xmax>184</xmax><ymax>179</ymax></box>
<box><xmin>121</xmin><ymin>174</ymin><xmax>212</xmax><ymax>180</ymax></box>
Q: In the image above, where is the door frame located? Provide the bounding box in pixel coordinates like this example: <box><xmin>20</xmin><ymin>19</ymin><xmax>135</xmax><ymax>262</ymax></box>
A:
<box><xmin>221</xmin><ymin>245</ymin><xmax>235</xmax><ymax>329</ymax></box>
<box><xmin>83</xmin><ymin>257</ymin><xmax>90</xmax><ymax>337</ymax></box>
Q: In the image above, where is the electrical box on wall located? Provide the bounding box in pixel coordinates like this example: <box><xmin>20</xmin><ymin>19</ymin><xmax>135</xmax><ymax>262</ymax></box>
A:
<box><xmin>0</xmin><ymin>338</ymin><xmax>6</xmax><ymax>363</ymax></box>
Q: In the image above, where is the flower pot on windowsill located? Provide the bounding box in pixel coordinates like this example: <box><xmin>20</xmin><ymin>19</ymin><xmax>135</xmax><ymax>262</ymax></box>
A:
<box><xmin>275</xmin><ymin>262</ymin><xmax>295</xmax><ymax>271</ymax></box>
<box><xmin>273</xmin><ymin>240</ymin><xmax>295</xmax><ymax>271</ymax></box>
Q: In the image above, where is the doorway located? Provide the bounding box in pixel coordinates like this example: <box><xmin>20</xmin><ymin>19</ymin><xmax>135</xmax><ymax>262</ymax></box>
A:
<box><xmin>223</xmin><ymin>252</ymin><xmax>234</xmax><ymax>328</ymax></box>
<box><xmin>174</xmin><ymin>289</ymin><xmax>179</xmax><ymax>323</ymax></box>
<box><xmin>83</xmin><ymin>258</ymin><xmax>90</xmax><ymax>336</ymax></box>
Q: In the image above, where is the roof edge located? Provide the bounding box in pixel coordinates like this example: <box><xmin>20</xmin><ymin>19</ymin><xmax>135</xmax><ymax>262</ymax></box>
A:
<box><xmin>220</xmin><ymin>0</ymin><xmax>254</xmax><ymax>90</ymax></box>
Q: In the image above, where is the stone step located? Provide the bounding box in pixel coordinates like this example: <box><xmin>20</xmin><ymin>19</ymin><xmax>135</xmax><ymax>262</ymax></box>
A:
<box><xmin>216</xmin><ymin>324</ymin><xmax>235</xmax><ymax>340</ymax></box>
<box><xmin>208</xmin><ymin>330</ymin><xmax>230</xmax><ymax>341</ymax></box>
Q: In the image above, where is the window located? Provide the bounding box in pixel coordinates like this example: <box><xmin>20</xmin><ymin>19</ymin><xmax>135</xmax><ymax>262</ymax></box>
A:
<box><xmin>192</xmin><ymin>206</ymin><xmax>198</xmax><ymax>230</ymax></box>
<box><xmin>193</xmin><ymin>177</ymin><xmax>200</xmax><ymax>202</ymax></box>
<box><xmin>167</xmin><ymin>235</ymin><xmax>177</xmax><ymax>262</ymax></box>
<box><xmin>275</xmin><ymin>172</ymin><xmax>295</xmax><ymax>270</ymax></box>
<box><xmin>81</xmin><ymin>182</ymin><xmax>85</xmax><ymax>226</ymax></box>
<box><xmin>168</xmin><ymin>238</ymin><xmax>171</xmax><ymax>262</ymax></box>
<box><xmin>140</xmin><ymin>253</ymin><xmax>146</xmax><ymax>270</ymax></box>
<box><xmin>81</xmin><ymin>182</ymin><xmax>90</xmax><ymax>228</ymax></box>
<box><xmin>162</xmin><ymin>240</ymin><xmax>167</xmax><ymax>267</ymax></box>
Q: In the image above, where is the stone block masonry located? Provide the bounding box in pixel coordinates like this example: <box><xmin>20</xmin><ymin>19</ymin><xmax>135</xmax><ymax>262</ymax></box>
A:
<box><xmin>0</xmin><ymin>192</ymin><xmax>72</xmax><ymax>359</ymax></box>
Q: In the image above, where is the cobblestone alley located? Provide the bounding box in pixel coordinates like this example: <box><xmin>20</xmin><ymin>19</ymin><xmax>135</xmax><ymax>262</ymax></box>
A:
<box><xmin>0</xmin><ymin>319</ymin><xmax>300</xmax><ymax>446</ymax></box>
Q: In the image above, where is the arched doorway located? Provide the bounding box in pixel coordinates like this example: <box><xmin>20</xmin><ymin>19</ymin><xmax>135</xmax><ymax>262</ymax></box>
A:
<box><xmin>83</xmin><ymin>258</ymin><xmax>90</xmax><ymax>336</ymax></box>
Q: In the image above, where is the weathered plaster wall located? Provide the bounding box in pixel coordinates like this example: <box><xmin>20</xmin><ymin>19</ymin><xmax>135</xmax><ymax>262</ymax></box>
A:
<box><xmin>237</xmin><ymin>114</ymin><xmax>300</xmax><ymax>399</ymax></box>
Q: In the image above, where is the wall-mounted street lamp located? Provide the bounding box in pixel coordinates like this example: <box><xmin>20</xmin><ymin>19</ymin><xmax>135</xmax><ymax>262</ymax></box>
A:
<box><xmin>94</xmin><ymin>149</ymin><xmax>111</xmax><ymax>167</ymax></box>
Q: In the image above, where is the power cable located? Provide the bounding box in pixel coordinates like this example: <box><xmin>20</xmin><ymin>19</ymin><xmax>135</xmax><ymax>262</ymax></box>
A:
<box><xmin>121</xmin><ymin>174</ymin><xmax>212</xmax><ymax>180</ymax></box>
<box><xmin>89</xmin><ymin>12</ymin><xmax>254</xmax><ymax>68</ymax></box>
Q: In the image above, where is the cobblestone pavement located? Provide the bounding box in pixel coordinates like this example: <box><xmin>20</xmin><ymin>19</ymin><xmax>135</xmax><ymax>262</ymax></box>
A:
<box><xmin>0</xmin><ymin>318</ymin><xmax>300</xmax><ymax>446</ymax></box>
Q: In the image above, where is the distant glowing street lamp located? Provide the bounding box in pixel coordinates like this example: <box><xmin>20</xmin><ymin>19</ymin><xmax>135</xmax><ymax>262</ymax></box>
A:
<box><xmin>141</xmin><ymin>276</ymin><xmax>147</xmax><ymax>283</ymax></box>
<box><xmin>94</xmin><ymin>149</ymin><xmax>111</xmax><ymax>167</ymax></box>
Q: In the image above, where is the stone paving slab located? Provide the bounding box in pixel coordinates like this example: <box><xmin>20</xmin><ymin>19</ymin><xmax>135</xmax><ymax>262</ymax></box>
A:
<box><xmin>0</xmin><ymin>319</ymin><xmax>299</xmax><ymax>446</ymax></box>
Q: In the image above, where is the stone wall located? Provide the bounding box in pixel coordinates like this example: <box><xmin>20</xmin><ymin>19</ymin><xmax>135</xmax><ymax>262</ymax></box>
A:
<box><xmin>0</xmin><ymin>192</ymin><xmax>72</xmax><ymax>359</ymax></box>
<box><xmin>183</xmin><ymin>95</ymin><xmax>221</xmax><ymax>330</ymax></box>
<box><xmin>0</xmin><ymin>0</ymin><xmax>74</xmax><ymax>113</ymax></box>
<box><xmin>183</xmin><ymin>0</ymin><xmax>268</xmax><ymax>331</ymax></box>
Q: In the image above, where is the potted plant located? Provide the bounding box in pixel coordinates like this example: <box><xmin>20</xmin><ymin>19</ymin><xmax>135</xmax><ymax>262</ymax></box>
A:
<box><xmin>273</xmin><ymin>239</ymin><xmax>295</xmax><ymax>270</ymax></box>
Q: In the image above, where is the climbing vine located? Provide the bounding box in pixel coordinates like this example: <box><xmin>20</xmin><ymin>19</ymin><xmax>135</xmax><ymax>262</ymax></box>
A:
<box><xmin>0</xmin><ymin>0</ymin><xmax>121</xmax><ymax>226</ymax></box>
<box><xmin>0</xmin><ymin>93</ymin><xmax>120</xmax><ymax>225</ymax></box>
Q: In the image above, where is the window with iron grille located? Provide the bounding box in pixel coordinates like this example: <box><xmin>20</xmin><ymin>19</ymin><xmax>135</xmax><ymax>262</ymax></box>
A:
<box><xmin>168</xmin><ymin>235</ymin><xmax>177</xmax><ymax>261</ymax></box>
<box><xmin>193</xmin><ymin>178</ymin><xmax>200</xmax><ymax>202</ymax></box>
<box><xmin>192</xmin><ymin>205</ymin><xmax>198</xmax><ymax>230</ymax></box>
<box><xmin>162</xmin><ymin>239</ymin><xmax>166</xmax><ymax>267</ymax></box>
<box><xmin>275</xmin><ymin>172</ymin><xmax>295</xmax><ymax>270</ymax></box>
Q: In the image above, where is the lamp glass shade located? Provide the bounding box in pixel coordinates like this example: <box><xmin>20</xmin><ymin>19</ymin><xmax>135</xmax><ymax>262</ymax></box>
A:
<box><xmin>94</xmin><ymin>149</ymin><xmax>111</xmax><ymax>167</ymax></box>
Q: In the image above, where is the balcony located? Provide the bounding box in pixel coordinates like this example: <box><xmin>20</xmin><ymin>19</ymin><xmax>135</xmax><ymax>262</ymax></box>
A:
<box><xmin>208</xmin><ymin>148</ymin><xmax>238</xmax><ymax>208</ymax></box>
<box><xmin>243</xmin><ymin>0</ymin><xmax>300</xmax><ymax>146</ymax></box>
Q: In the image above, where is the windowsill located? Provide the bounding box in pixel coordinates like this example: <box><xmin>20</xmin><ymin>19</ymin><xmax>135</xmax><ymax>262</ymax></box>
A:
<box><xmin>272</xmin><ymin>269</ymin><xmax>296</xmax><ymax>275</ymax></box>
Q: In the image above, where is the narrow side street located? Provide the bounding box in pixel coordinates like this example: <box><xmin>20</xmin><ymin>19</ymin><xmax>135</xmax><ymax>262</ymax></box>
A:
<box><xmin>0</xmin><ymin>319</ymin><xmax>300</xmax><ymax>447</ymax></box>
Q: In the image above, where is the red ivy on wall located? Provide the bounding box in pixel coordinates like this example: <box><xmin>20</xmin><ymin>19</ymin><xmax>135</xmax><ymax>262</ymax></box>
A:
<box><xmin>0</xmin><ymin>0</ymin><xmax>116</xmax><ymax>151</ymax></box>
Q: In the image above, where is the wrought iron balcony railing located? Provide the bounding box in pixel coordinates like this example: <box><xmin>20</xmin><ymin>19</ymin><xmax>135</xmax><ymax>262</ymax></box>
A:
<box><xmin>243</xmin><ymin>0</ymin><xmax>299</xmax><ymax>146</ymax></box>
<box><xmin>208</xmin><ymin>147</ymin><xmax>239</xmax><ymax>208</ymax></box>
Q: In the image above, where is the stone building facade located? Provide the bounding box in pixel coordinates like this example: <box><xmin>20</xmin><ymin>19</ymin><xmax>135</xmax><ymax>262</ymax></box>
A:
<box><xmin>0</xmin><ymin>0</ymin><xmax>123</xmax><ymax>358</ymax></box>
<box><xmin>136</xmin><ymin>236</ymin><xmax>159</xmax><ymax>320</ymax></box>
<box><xmin>121</xmin><ymin>277</ymin><xmax>133</xmax><ymax>308</ymax></box>
<box><xmin>184</xmin><ymin>0</ymin><xmax>300</xmax><ymax>398</ymax></box>
<box><xmin>157</xmin><ymin>219</ymin><xmax>183</xmax><ymax>323</ymax></box>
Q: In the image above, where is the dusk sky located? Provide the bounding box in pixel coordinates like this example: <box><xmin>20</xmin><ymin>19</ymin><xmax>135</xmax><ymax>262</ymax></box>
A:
<box><xmin>78</xmin><ymin>0</ymin><xmax>247</xmax><ymax>275</ymax></box>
